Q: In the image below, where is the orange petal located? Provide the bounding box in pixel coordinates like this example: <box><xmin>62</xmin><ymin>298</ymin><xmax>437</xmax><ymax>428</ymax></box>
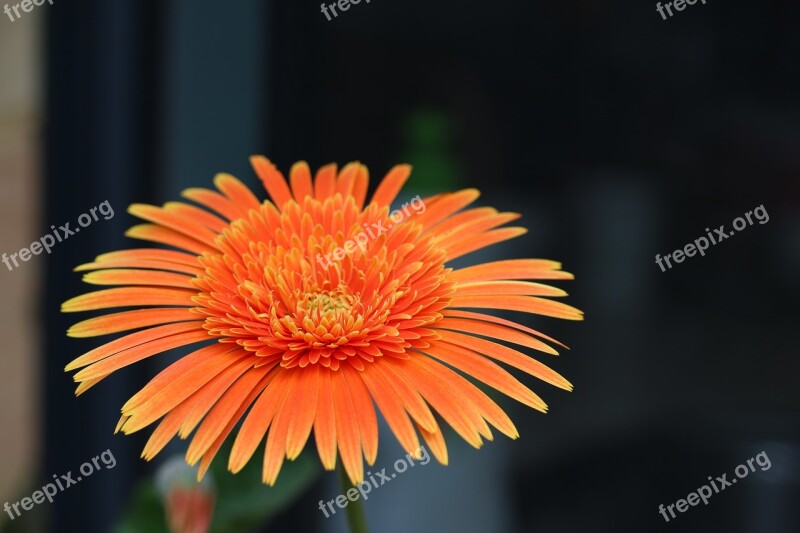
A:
<box><xmin>142</xmin><ymin>405</ymin><xmax>193</xmax><ymax>461</ymax></box>
<box><xmin>386</xmin><ymin>359</ymin><xmax>484</xmax><ymax>448</ymax></box>
<box><xmin>442</xmin><ymin>309</ymin><xmax>568</xmax><ymax>349</ymax></box>
<box><xmin>433</xmin><ymin>212</ymin><xmax>520</xmax><ymax>250</ymax></box>
<box><xmin>415</xmin><ymin>189</ymin><xmax>480</xmax><ymax>231</ymax></box>
<box><xmin>66</xmin><ymin>321</ymin><xmax>205</xmax><ymax>371</ymax></box>
<box><xmin>82</xmin><ymin>269</ymin><xmax>196</xmax><ymax>289</ymax></box>
<box><xmin>128</xmin><ymin>204</ymin><xmax>220</xmax><ymax>247</ymax></box>
<box><xmin>453</xmin><ymin>280</ymin><xmax>567</xmax><ymax>298</ymax></box>
<box><xmin>370</xmin><ymin>164</ymin><xmax>411</xmax><ymax>207</ymax></box>
<box><xmin>449</xmin><ymin>259</ymin><xmax>572</xmax><ymax>283</ymax></box>
<box><xmin>360</xmin><ymin>366</ymin><xmax>422</xmax><ymax>457</ymax></box>
<box><xmin>370</xmin><ymin>362</ymin><xmax>437</xmax><ymax>433</ymax></box>
<box><xmin>449</xmin><ymin>294</ymin><xmax>584</xmax><ymax>321</ymax></box>
<box><xmin>177</xmin><ymin>357</ymin><xmax>268</xmax><ymax>439</ymax></box>
<box><xmin>186</xmin><ymin>364</ymin><xmax>270</xmax><ymax>466</ymax></box>
<box><xmin>285</xmin><ymin>365</ymin><xmax>320</xmax><ymax>460</ymax></box>
<box><xmin>251</xmin><ymin>156</ymin><xmax>293</xmax><ymax>209</ymax></box>
<box><xmin>126</xmin><ymin>224</ymin><xmax>217</xmax><ymax>255</ymax></box>
<box><xmin>74</xmin><ymin>258</ymin><xmax>203</xmax><ymax>276</ymax></box>
<box><xmin>289</xmin><ymin>161</ymin><xmax>313</xmax><ymax>202</ymax></box>
<box><xmin>413</xmin><ymin>355</ymin><xmax>517</xmax><ymax>439</ymax></box>
<box><xmin>444</xmin><ymin>227</ymin><xmax>527</xmax><ymax>261</ymax></box>
<box><xmin>72</xmin><ymin>330</ymin><xmax>211</xmax><ymax>382</ymax></box>
<box><xmin>331</xmin><ymin>370</ymin><xmax>364</xmax><ymax>484</ymax></box>
<box><xmin>229</xmin><ymin>370</ymin><xmax>295</xmax><ymax>473</ymax></box>
<box><xmin>163</xmin><ymin>202</ymin><xmax>229</xmax><ymax>232</ymax></box>
<box><xmin>67</xmin><ymin>308</ymin><xmax>198</xmax><ymax>338</ymax></box>
<box><xmin>435</xmin><ymin>317</ymin><xmax>559</xmax><ymax>355</ymax></box>
<box><xmin>313</xmin><ymin>163</ymin><xmax>337</xmax><ymax>201</ymax></box>
<box><xmin>313</xmin><ymin>370</ymin><xmax>338</xmax><ymax>470</ymax></box>
<box><xmin>425</xmin><ymin>340</ymin><xmax>547</xmax><ymax>411</ymax></box>
<box><xmin>342</xmin><ymin>365</ymin><xmax>379</xmax><ymax>466</ymax></box>
<box><xmin>62</xmin><ymin>287</ymin><xmax>197</xmax><ymax>313</ymax></box>
<box><xmin>123</xmin><ymin>344</ymin><xmax>243</xmax><ymax>412</ymax></box>
<box><xmin>197</xmin><ymin>370</ymin><xmax>275</xmax><ymax>479</ymax></box>
<box><xmin>336</xmin><ymin>162</ymin><xmax>360</xmax><ymax>198</ymax></box>
<box><xmin>122</xmin><ymin>349</ymin><xmax>251</xmax><ymax>434</ymax></box>
<box><xmin>422</xmin><ymin>206</ymin><xmax>497</xmax><ymax>236</ymax></box>
<box><xmin>78</xmin><ymin>248</ymin><xmax>202</xmax><ymax>270</ymax></box>
<box><xmin>74</xmin><ymin>377</ymin><xmax>103</xmax><ymax>396</ymax></box>
<box><xmin>417</xmin><ymin>423</ymin><xmax>448</xmax><ymax>466</ymax></box>
<box><xmin>213</xmin><ymin>173</ymin><xmax>262</xmax><ymax>211</ymax></box>
<box><xmin>141</xmin><ymin>363</ymin><xmax>275</xmax><ymax>463</ymax></box>
<box><xmin>351</xmin><ymin>165</ymin><xmax>368</xmax><ymax>209</ymax></box>
<box><xmin>262</xmin><ymin>371</ymin><xmax>301</xmax><ymax>485</ymax></box>
<box><xmin>436</xmin><ymin>330</ymin><xmax>573</xmax><ymax>391</ymax></box>
<box><xmin>181</xmin><ymin>187</ymin><xmax>246</xmax><ymax>220</ymax></box>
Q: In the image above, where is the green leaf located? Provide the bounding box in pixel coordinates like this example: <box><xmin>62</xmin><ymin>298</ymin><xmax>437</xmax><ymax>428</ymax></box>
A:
<box><xmin>210</xmin><ymin>445</ymin><xmax>320</xmax><ymax>533</ymax></box>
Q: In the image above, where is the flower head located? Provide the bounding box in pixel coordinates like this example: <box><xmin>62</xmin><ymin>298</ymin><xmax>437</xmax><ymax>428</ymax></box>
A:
<box><xmin>63</xmin><ymin>157</ymin><xmax>582</xmax><ymax>485</ymax></box>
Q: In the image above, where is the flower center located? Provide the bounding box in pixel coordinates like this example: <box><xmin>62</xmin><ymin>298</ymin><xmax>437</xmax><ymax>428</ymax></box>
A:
<box><xmin>274</xmin><ymin>286</ymin><xmax>370</xmax><ymax>355</ymax></box>
<box><xmin>192</xmin><ymin>197</ymin><xmax>452</xmax><ymax>371</ymax></box>
<box><xmin>300</xmin><ymin>290</ymin><xmax>354</xmax><ymax>314</ymax></box>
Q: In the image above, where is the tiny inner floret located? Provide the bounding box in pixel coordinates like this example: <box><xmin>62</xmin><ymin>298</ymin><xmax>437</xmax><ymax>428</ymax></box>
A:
<box><xmin>302</xmin><ymin>290</ymin><xmax>354</xmax><ymax>313</ymax></box>
<box><xmin>277</xmin><ymin>287</ymin><xmax>368</xmax><ymax>352</ymax></box>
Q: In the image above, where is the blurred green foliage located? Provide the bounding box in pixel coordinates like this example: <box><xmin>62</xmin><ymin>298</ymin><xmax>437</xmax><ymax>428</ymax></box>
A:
<box><xmin>399</xmin><ymin>108</ymin><xmax>463</xmax><ymax>192</ymax></box>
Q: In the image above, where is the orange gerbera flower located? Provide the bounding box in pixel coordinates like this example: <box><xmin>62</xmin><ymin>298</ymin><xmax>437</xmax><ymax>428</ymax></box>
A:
<box><xmin>63</xmin><ymin>157</ymin><xmax>583</xmax><ymax>485</ymax></box>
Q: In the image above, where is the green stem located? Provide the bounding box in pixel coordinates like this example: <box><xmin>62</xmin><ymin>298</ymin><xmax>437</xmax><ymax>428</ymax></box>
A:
<box><xmin>338</xmin><ymin>466</ymin><xmax>369</xmax><ymax>533</ymax></box>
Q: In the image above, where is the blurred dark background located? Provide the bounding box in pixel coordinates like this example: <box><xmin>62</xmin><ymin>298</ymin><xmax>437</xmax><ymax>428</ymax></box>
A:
<box><xmin>0</xmin><ymin>0</ymin><xmax>798</xmax><ymax>532</ymax></box>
